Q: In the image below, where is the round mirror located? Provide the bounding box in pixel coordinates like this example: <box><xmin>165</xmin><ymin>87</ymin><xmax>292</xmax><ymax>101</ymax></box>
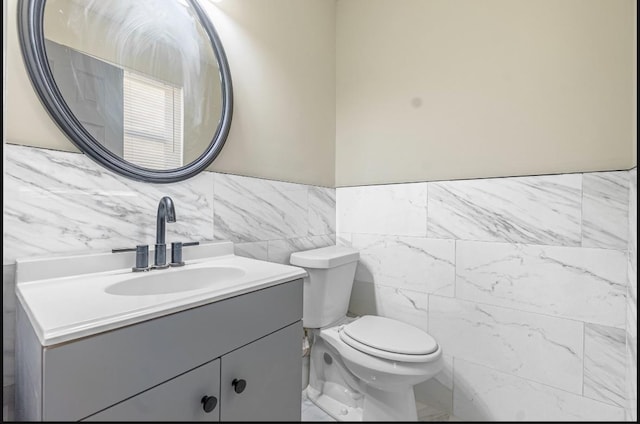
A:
<box><xmin>18</xmin><ymin>0</ymin><xmax>233</xmax><ymax>183</ymax></box>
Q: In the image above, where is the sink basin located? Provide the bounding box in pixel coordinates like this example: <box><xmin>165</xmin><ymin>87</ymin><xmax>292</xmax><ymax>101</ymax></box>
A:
<box><xmin>105</xmin><ymin>266</ymin><xmax>246</xmax><ymax>296</ymax></box>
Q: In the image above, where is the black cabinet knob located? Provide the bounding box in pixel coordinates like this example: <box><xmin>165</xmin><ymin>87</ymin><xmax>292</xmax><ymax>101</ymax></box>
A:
<box><xmin>201</xmin><ymin>395</ymin><xmax>217</xmax><ymax>413</ymax></box>
<box><xmin>232</xmin><ymin>378</ymin><xmax>247</xmax><ymax>394</ymax></box>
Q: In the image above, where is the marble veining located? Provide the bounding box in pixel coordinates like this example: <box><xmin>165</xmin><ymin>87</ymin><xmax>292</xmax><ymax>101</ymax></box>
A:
<box><xmin>234</xmin><ymin>241</ymin><xmax>269</xmax><ymax>262</ymax></box>
<box><xmin>373</xmin><ymin>285</ymin><xmax>429</xmax><ymax>332</ymax></box>
<box><xmin>427</xmin><ymin>174</ymin><xmax>582</xmax><ymax>246</ymax></box>
<box><xmin>267</xmin><ymin>235</ymin><xmax>336</xmax><ymax>265</ymax></box>
<box><xmin>583</xmin><ymin>324</ymin><xmax>626</xmax><ymax>407</ymax></box>
<box><xmin>582</xmin><ymin>171</ymin><xmax>629</xmax><ymax>250</ymax></box>
<box><xmin>348</xmin><ymin>281</ymin><xmax>429</xmax><ymax>332</ymax></box>
<box><xmin>626</xmin><ymin>167</ymin><xmax>637</xmax><ymax>421</ymax></box>
<box><xmin>4</xmin><ymin>144</ymin><xmax>215</xmax><ymax>264</ymax></box>
<box><xmin>336</xmin><ymin>233</ymin><xmax>352</xmax><ymax>247</ymax></box>
<box><xmin>309</xmin><ymin>186</ymin><xmax>336</xmax><ymax>236</ymax></box>
<box><xmin>453</xmin><ymin>359</ymin><xmax>624</xmax><ymax>421</ymax></box>
<box><xmin>351</xmin><ymin>234</ymin><xmax>455</xmax><ymax>296</ymax></box>
<box><xmin>336</xmin><ymin>183</ymin><xmax>427</xmax><ymax>236</ymax></box>
<box><xmin>429</xmin><ymin>296</ymin><xmax>584</xmax><ymax>393</ymax></box>
<box><xmin>213</xmin><ymin>173</ymin><xmax>310</xmax><ymax>242</ymax></box>
<box><xmin>456</xmin><ymin>240</ymin><xmax>627</xmax><ymax>327</ymax></box>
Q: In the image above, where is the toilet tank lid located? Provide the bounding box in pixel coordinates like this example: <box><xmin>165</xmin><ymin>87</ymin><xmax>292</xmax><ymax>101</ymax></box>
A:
<box><xmin>290</xmin><ymin>246</ymin><xmax>359</xmax><ymax>269</ymax></box>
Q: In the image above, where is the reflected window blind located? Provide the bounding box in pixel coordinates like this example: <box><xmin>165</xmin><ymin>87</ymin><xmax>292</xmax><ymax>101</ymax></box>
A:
<box><xmin>123</xmin><ymin>70</ymin><xmax>183</xmax><ymax>169</ymax></box>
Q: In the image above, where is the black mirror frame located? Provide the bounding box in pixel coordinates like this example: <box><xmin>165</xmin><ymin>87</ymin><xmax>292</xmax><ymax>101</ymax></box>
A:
<box><xmin>17</xmin><ymin>0</ymin><xmax>233</xmax><ymax>183</ymax></box>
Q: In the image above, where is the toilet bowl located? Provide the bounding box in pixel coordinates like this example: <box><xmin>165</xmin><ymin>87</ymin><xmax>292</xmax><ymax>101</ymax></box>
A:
<box><xmin>290</xmin><ymin>246</ymin><xmax>444</xmax><ymax>422</ymax></box>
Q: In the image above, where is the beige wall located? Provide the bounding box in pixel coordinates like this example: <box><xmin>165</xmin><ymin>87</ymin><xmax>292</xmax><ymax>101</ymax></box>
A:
<box><xmin>5</xmin><ymin>0</ymin><xmax>337</xmax><ymax>187</ymax></box>
<box><xmin>5</xmin><ymin>0</ymin><xmax>636</xmax><ymax>188</ymax></box>
<box><xmin>336</xmin><ymin>0</ymin><xmax>637</xmax><ymax>186</ymax></box>
<box><xmin>205</xmin><ymin>0</ymin><xmax>336</xmax><ymax>186</ymax></box>
<box><xmin>633</xmin><ymin>0</ymin><xmax>637</xmax><ymax>166</ymax></box>
<box><xmin>5</xmin><ymin>0</ymin><xmax>75</xmax><ymax>153</ymax></box>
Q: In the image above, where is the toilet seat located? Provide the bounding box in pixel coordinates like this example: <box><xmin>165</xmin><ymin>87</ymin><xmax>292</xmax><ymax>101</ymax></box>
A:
<box><xmin>339</xmin><ymin>315</ymin><xmax>439</xmax><ymax>363</ymax></box>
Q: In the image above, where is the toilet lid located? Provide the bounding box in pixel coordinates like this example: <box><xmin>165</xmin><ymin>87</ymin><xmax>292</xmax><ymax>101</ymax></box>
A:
<box><xmin>340</xmin><ymin>315</ymin><xmax>438</xmax><ymax>358</ymax></box>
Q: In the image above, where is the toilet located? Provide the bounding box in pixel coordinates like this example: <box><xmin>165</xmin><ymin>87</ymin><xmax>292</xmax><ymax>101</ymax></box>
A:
<box><xmin>290</xmin><ymin>245</ymin><xmax>443</xmax><ymax>422</ymax></box>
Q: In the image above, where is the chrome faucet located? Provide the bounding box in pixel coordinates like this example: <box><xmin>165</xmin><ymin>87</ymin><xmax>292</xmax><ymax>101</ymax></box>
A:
<box><xmin>154</xmin><ymin>196</ymin><xmax>176</xmax><ymax>268</ymax></box>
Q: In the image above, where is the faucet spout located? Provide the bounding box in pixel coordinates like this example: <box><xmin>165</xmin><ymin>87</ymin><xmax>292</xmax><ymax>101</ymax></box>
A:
<box><xmin>156</xmin><ymin>196</ymin><xmax>176</xmax><ymax>245</ymax></box>
<box><xmin>154</xmin><ymin>196</ymin><xmax>176</xmax><ymax>268</ymax></box>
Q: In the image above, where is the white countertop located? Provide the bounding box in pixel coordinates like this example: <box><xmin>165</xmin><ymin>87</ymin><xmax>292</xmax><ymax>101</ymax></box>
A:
<box><xmin>16</xmin><ymin>242</ymin><xmax>307</xmax><ymax>346</ymax></box>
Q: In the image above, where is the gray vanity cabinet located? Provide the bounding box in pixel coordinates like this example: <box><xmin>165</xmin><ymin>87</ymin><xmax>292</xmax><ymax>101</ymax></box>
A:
<box><xmin>220</xmin><ymin>321</ymin><xmax>302</xmax><ymax>421</ymax></box>
<box><xmin>16</xmin><ymin>279</ymin><xmax>303</xmax><ymax>422</ymax></box>
<box><xmin>85</xmin><ymin>359</ymin><xmax>221</xmax><ymax>422</ymax></box>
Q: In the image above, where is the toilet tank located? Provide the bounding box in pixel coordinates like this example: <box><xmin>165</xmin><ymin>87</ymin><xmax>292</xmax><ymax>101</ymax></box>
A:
<box><xmin>289</xmin><ymin>246</ymin><xmax>360</xmax><ymax>328</ymax></box>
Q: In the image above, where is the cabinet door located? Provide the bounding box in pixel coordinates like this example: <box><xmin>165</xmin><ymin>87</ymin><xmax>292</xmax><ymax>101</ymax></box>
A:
<box><xmin>220</xmin><ymin>321</ymin><xmax>302</xmax><ymax>421</ymax></box>
<box><xmin>84</xmin><ymin>359</ymin><xmax>220</xmax><ymax>421</ymax></box>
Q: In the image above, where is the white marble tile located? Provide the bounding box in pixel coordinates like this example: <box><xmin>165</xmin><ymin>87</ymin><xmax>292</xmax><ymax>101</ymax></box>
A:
<box><xmin>625</xmin><ymin>339</ymin><xmax>637</xmax><ymax>422</ymax></box>
<box><xmin>267</xmin><ymin>235</ymin><xmax>335</xmax><ymax>265</ymax></box>
<box><xmin>456</xmin><ymin>240</ymin><xmax>627</xmax><ymax>328</ymax></box>
<box><xmin>309</xmin><ymin>186</ymin><xmax>336</xmax><ymax>236</ymax></box>
<box><xmin>4</xmin><ymin>145</ymin><xmax>215</xmax><ymax>264</ymax></box>
<box><xmin>373</xmin><ymin>284</ymin><xmax>429</xmax><ymax>332</ymax></box>
<box><xmin>234</xmin><ymin>241</ymin><xmax>269</xmax><ymax>262</ymax></box>
<box><xmin>349</xmin><ymin>281</ymin><xmax>429</xmax><ymax>331</ymax></box>
<box><xmin>626</xmin><ymin>167</ymin><xmax>637</xmax><ymax>422</ymax></box>
<box><xmin>336</xmin><ymin>233</ymin><xmax>352</xmax><ymax>247</ymax></box>
<box><xmin>336</xmin><ymin>183</ymin><xmax>427</xmax><ymax>236</ymax></box>
<box><xmin>351</xmin><ymin>234</ymin><xmax>455</xmax><ymax>296</ymax></box>
<box><xmin>349</xmin><ymin>283</ymin><xmax>429</xmax><ymax>332</ymax></box>
<box><xmin>453</xmin><ymin>359</ymin><xmax>624</xmax><ymax>421</ymax></box>
<box><xmin>582</xmin><ymin>171</ymin><xmax>629</xmax><ymax>250</ymax></box>
<box><xmin>583</xmin><ymin>324</ymin><xmax>626</xmax><ymax>407</ymax></box>
<box><xmin>427</xmin><ymin>174</ymin><xmax>582</xmax><ymax>246</ymax></box>
<box><xmin>429</xmin><ymin>296</ymin><xmax>584</xmax><ymax>393</ymax></box>
<box><xmin>213</xmin><ymin>172</ymin><xmax>309</xmax><ymax>243</ymax></box>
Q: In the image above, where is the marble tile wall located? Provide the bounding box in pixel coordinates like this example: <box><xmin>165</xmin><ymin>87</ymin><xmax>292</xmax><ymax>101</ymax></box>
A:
<box><xmin>338</xmin><ymin>170</ymin><xmax>632</xmax><ymax>421</ymax></box>
<box><xmin>3</xmin><ymin>143</ymin><xmax>634</xmax><ymax>422</ymax></box>
<box><xmin>2</xmin><ymin>143</ymin><xmax>336</xmax><ymax>420</ymax></box>
<box><xmin>626</xmin><ymin>167</ymin><xmax>637</xmax><ymax>421</ymax></box>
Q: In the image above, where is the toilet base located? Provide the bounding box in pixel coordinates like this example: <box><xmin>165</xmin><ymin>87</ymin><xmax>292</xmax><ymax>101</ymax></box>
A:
<box><xmin>306</xmin><ymin>381</ymin><xmax>420</xmax><ymax>422</ymax></box>
<box><xmin>306</xmin><ymin>385</ymin><xmax>363</xmax><ymax>421</ymax></box>
<box><xmin>362</xmin><ymin>385</ymin><xmax>418</xmax><ymax>421</ymax></box>
<box><xmin>307</xmin><ymin>326</ymin><xmax>425</xmax><ymax>421</ymax></box>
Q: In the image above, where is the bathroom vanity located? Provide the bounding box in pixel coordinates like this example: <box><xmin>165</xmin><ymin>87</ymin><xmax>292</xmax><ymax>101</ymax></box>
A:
<box><xmin>15</xmin><ymin>242</ymin><xmax>306</xmax><ymax>421</ymax></box>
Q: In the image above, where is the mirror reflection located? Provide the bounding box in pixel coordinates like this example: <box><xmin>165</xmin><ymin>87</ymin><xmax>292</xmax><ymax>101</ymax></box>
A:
<box><xmin>43</xmin><ymin>0</ymin><xmax>224</xmax><ymax>170</ymax></box>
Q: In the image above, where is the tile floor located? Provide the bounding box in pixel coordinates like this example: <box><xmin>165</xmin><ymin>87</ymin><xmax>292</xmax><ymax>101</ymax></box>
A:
<box><xmin>301</xmin><ymin>391</ymin><xmax>458</xmax><ymax>422</ymax></box>
<box><xmin>301</xmin><ymin>396</ymin><xmax>336</xmax><ymax>421</ymax></box>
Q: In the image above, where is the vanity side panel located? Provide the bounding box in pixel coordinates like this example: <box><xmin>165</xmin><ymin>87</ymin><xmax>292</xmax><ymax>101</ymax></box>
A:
<box><xmin>15</xmin><ymin>304</ymin><xmax>43</xmax><ymax>421</ymax></box>
<box><xmin>42</xmin><ymin>279</ymin><xmax>302</xmax><ymax>421</ymax></box>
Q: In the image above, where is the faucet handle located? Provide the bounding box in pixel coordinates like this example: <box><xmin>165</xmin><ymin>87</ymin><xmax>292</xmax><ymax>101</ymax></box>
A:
<box><xmin>133</xmin><ymin>245</ymin><xmax>150</xmax><ymax>272</ymax></box>
<box><xmin>170</xmin><ymin>242</ymin><xmax>185</xmax><ymax>267</ymax></box>
<box><xmin>170</xmin><ymin>241</ymin><xmax>199</xmax><ymax>267</ymax></box>
<box><xmin>112</xmin><ymin>245</ymin><xmax>150</xmax><ymax>272</ymax></box>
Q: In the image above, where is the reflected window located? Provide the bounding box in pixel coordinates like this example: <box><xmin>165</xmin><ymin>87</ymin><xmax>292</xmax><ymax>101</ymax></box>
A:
<box><xmin>123</xmin><ymin>70</ymin><xmax>184</xmax><ymax>169</ymax></box>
